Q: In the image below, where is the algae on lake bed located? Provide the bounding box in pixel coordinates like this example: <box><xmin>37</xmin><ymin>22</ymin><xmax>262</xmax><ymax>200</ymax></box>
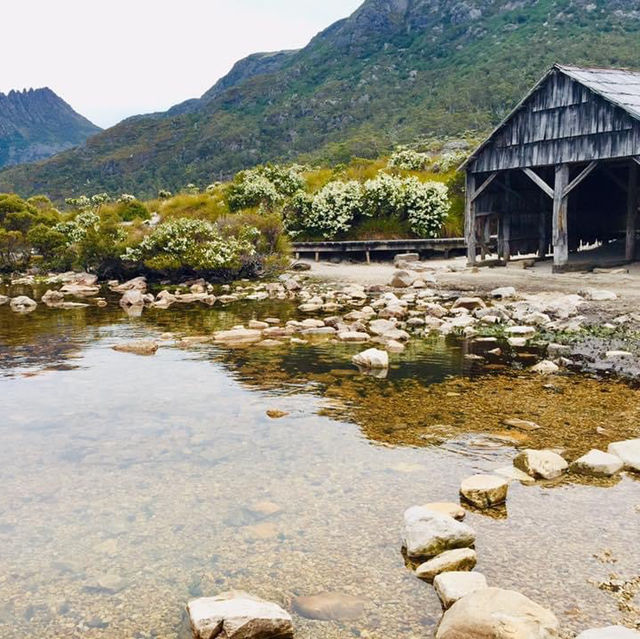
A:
<box><xmin>321</xmin><ymin>373</ymin><xmax>640</xmax><ymax>459</ymax></box>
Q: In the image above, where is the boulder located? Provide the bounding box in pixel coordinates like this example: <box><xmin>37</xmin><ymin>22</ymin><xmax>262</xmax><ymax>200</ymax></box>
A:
<box><xmin>389</xmin><ymin>270</ymin><xmax>417</xmax><ymax>288</ymax></box>
<box><xmin>578</xmin><ymin>288</ymin><xmax>617</xmax><ymax>302</ymax></box>
<box><xmin>491</xmin><ymin>287</ymin><xmax>516</xmax><ymax>299</ymax></box>
<box><xmin>41</xmin><ymin>289</ymin><xmax>65</xmax><ymax>306</ymax></box>
<box><xmin>530</xmin><ymin>360</ymin><xmax>559</xmax><ymax>375</ymax></box>
<box><xmin>187</xmin><ymin>591</ymin><xmax>293</xmax><ymax>639</ymax></box>
<box><xmin>292</xmin><ymin>592</ymin><xmax>367</xmax><ymax>621</ymax></box>
<box><xmin>434</xmin><ymin>572</ymin><xmax>488</xmax><ymax>609</ymax></box>
<box><xmin>570</xmin><ymin>449</ymin><xmax>624</xmax><ymax>477</ymax></box>
<box><xmin>352</xmin><ymin>348</ymin><xmax>389</xmax><ymax>370</ymax></box>
<box><xmin>112</xmin><ymin>341</ymin><xmax>158</xmax><ymax>356</ymax></box>
<box><xmin>460</xmin><ymin>475</ymin><xmax>509</xmax><ymax>509</ymax></box>
<box><xmin>338</xmin><ymin>331</ymin><xmax>370</xmax><ymax>342</ymax></box>
<box><xmin>120</xmin><ymin>289</ymin><xmax>146</xmax><ymax>308</ymax></box>
<box><xmin>385</xmin><ymin>339</ymin><xmax>406</xmax><ymax>353</ymax></box>
<box><xmin>111</xmin><ymin>276</ymin><xmax>147</xmax><ymax>292</ymax></box>
<box><xmin>435</xmin><ymin>587</ymin><xmax>560</xmax><ymax>639</ymax></box>
<box><xmin>514</xmin><ymin>449</ymin><xmax>568</xmax><ymax>480</ymax></box>
<box><xmin>416</xmin><ymin>548</ymin><xmax>477</xmax><ymax>582</ymax></box>
<box><xmin>576</xmin><ymin>627</ymin><xmax>640</xmax><ymax>639</ymax></box>
<box><xmin>394</xmin><ymin>253</ymin><xmax>420</xmax><ymax>265</ymax></box>
<box><xmin>607</xmin><ymin>439</ymin><xmax>640</xmax><ymax>472</ymax></box>
<box><xmin>423</xmin><ymin>502</ymin><xmax>466</xmax><ymax>521</ymax></box>
<box><xmin>60</xmin><ymin>283</ymin><xmax>100</xmax><ymax>296</ymax></box>
<box><xmin>0</xmin><ymin>295</ymin><xmax>9</xmax><ymax>305</ymax></box>
<box><xmin>369</xmin><ymin>319</ymin><xmax>397</xmax><ymax>335</ymax></box>
<box><xmin>9</xmin><ymin>296</ymin><xmax>37</xmax><ymax>313</ymax></box>
<box><xmin>402</xmin><ymin>506</ymin><xmax>476</xmax><ymax>559</ymax></box>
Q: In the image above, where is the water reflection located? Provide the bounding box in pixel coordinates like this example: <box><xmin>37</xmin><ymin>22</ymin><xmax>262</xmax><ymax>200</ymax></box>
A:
<box><xmin>0</xmin><ymin>286</ymin><xmax>639</xmax><ymax>638</ymax></box>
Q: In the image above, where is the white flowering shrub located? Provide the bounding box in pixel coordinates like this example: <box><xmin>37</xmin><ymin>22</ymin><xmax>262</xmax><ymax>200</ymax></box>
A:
<box><xmin>434</xmin><ymin>151</ymin><xmax>468</xmax><ymax>173</ymax></box>
<box><xmin>401</xmin><ymin>179</ymin><xmax>450</xmax><ymax>237</ymax></box>
<box><xmin>119</xmin><ymin>194</ymin><xmax>136</xmax><ymax>203</ymax></box>
<box><xmin>285</xmin><ymin>172</ymin><xmax>450</xmax><ymax>240</ymax></box>
<box><xmin>228</xmin><ymin>164</ymin><xmax>305</xmax><ymax>211</ymax></box>
<box><xmin>64</xmin><ymin>195</ymin><xmax>92</xmax><ymax>210</ymax></box>
<box><xmin>158</xmin><ymin>189</ymin><xmax>172</xmax><ymax>199</ymax></box>
<box><xmin>363</xmin><ymin>173</ymin><xmax>404</xmax><ymax>217</ymax></box>
<box><xmin>205</xmin><ymin>182</ymin><xmax>222</xmax><ymax>194</ymax></box>
<box><xmin>122</xmin><ymin>218</ymin><xmax>257</xmax><ymax>272</ymax></box>
<box><xmin>54</xmin><ymin>211</ymin><xmax>101</xmax><ymax>244</ymax></box>
<box><xmin>184</xmin><ymin>184</ymin><xmax>200</xmax><ymax>195</ymax></box>
<box><xmin>388</xmin><ymin>147</ymin><xmax>431</xmax><ymax>171</ymax></box>
<box><xmin>303</xmin><ymin>180</ymin><xmax>365</xmax><ymax>239</ymax></box>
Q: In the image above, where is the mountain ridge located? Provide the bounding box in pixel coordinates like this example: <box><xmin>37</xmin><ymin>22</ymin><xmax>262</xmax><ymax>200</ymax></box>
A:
<box><xmin>1</xmin><ymin>0</ymin><xmax>640</xmax><ymax>199</ymax></box>
<box><xmin>0</xmin><ymin>87</ymin><xmax>101</xmax><ymax>169</ymax></box>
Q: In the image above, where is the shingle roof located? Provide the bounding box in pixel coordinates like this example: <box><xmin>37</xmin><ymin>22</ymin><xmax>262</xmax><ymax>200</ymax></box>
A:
<box><xmin>557</xmin><ymin>64</ymin><xmax>640</xmax><ymax>120</ymax></box>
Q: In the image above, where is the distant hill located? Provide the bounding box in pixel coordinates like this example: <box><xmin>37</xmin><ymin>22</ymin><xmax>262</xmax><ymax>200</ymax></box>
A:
<box><xmin>1</xmin><ymin>0</ymin><xmax>640</xmax><ymax>199</ymax></box>
<box><xmin>0</xmin><ymin>88</ymin><xmax>100</xmax><ymax>169</ymax></box>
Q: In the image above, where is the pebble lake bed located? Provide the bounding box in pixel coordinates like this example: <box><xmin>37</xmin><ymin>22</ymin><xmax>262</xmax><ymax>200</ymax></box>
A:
<box><xmin>1</xmin><ymin>260</ymin><xmax>639</xmax><ymax>638</ymax></box>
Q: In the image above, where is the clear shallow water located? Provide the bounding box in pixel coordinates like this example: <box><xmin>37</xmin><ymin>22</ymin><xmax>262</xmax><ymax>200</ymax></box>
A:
<box><xmin>0</xmin><ymin>291</ymin><xmax>639</xmax><ymax>638</ymax></box>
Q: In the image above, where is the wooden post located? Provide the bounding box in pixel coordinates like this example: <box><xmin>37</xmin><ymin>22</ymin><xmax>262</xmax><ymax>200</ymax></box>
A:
<box><xmin>626</xmin><ymin>161</ymin><xmax>638</xmax><ymax>262</ymax></box>
<box><xmin>502</xmin><ymin>172</ymin><xmax>512</xmax><ymax>262</ymax></box>
<box><xmin>365</xmin><ymin>250</ymin><xmax>371</xmax><ymax>265</ymax></box>
<box><xmin>315</xmin><ymin>251</ymin><xmax>319</xmax><ymax>262</ymax></box>
<box><xmin>552</xmin><ymin>164</ymin><xmax>570</xmax><ymax>269</ymax></box>
<box><xmin>465</xmin><ymin>172</ymin><xmax>477</xmax><ymax>265</ymax></box>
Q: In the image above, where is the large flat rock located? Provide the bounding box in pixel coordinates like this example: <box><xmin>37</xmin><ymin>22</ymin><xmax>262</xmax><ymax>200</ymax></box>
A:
<box><xmin>576</xmin><ymin>627</ymin><xmax>640</xmax><ymax>639</ymax></box>
<box><xmin>435</xmin><ymin>587</ymin><xmax>560</xmax><ymax>639</ymax></box>
<box><xmin>608</xmin><ymin>439</ymin><xmax>640</xmax><ymax>472</ymax></box>
<box><xmin>187</xmin><ymin>591</ymin><xmax>293</xmax><ymax>639</ymax></box>
<box><xmin>402</xmin><ymin>506</ymin><xmax>475</xmax><ymax>559</ymax></box>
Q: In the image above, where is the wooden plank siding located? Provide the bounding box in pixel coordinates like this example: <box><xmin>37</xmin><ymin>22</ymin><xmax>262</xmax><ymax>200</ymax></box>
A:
<box><xmin>468</xmin><ymin>69</ymin><xmax>640</xmax><ymax>174</ymax></box>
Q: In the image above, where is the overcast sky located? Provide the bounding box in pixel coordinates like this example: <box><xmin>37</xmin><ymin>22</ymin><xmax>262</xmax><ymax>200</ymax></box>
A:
<box><xmin>1</xmin><ymin>0</ymin><xmax>362</xmax><ymax>129</ymax></box>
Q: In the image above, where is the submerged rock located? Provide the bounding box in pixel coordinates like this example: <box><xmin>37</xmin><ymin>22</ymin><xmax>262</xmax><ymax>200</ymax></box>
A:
<box><xmin>434</xmin><ymin>571</ymin><xmax>488</xmax><ymax>609</ymax></box>
<box><xmin>292</xmin><ymin>592</ymin><xmax>367</xmax><ymax>621</ymax></box>
<box><xmin>415</xmin><ymin>548</ymin><xmax>477</xmax><ymax>582</ymax></box>
<box><xmin>213</xmin><ymin>328</ymin><xmax>263</xmax><ymax>345</ymax></box>
<box><xmin>111</xmin><ymin>276</ymin><xmax>147</xmax><ymax>292</ymax></box>
<box><xmin>119</xmin><ymin>289</ymin><xmax>146</xmax><ymax>308</ymax></box>
<box><xmin>187</xmin><ymin>591</ymin><xmax>293</xmax><ymax>639</ymax></box>
<box><xmin>460</xmin><ymin>474</ymin><xmax>508</xmax><ymax>509</ymax></box>
<box><xmin>514</xmin><ymin>449</ymin><xmax>568</xmax><ymax>480</ymax></box>
<box><xmin>0</xmin><ymin>294</ymin><xmax>9</xmax><ymax>305</ymax></box>
<box><xmin>570</xmin><ymin>449</ymin><xmax>624</xmax><ymax>477</ymax></box>
<box><xmin>112</xmin><ymin>341</ymin><xmax>159</xmax><ymax>356</ymax></box>
<box><xmin>402</xmin><ymin>506</ymin><xmax>476</xmax><ymax>559</ymax></box>
<box><xmin>352</xmin><ymin>348</ymin><xmax>389</xmax><ymax>370</ymax></box>
<box><xmin>41</xmin><ymin>289</ymin><xmax>65</xmax><ymax>306</ymax></box>
<box><xmin>607</xmin><ymin>439</ymin><xmax>640</xmax><ymax>472</ymax></box>
<box><xmin>435</xmin><ymin>587</ymin><xmax>560</xmax><ymax>639</ymax></box>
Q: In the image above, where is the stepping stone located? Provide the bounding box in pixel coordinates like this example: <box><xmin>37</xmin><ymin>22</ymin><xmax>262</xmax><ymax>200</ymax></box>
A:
<box><xmin>570</xmin><ymin>449</ymin><xmax>624</xmax><ymax>477</ymax></box>
<box><xmin>415</xmin><ymin>548</ymin><xmax>477</xmax><ymax>582</ymax></box>
<box><xmin>423</xmin><ymin>502</ymin><xmax>466</xmax><ymax>520</ymax></box>
<box><xmin>608</xmin><ymin>439</ymin><xmax>640</xmax><ymax>472</ymax></box>
<box><xmin>433</xmin><ymin>571</ymin><xmax>488</xmax><ymax>609</ymax></box>
<box><xmin>460</xmin><ymin>474</ymin><xmax>508</xmax><ymax>508</ymax></box>
<box><xmin>514</xmin><ymin>449</ymin><xmax>568</xmax><ymax>480</ymax></box>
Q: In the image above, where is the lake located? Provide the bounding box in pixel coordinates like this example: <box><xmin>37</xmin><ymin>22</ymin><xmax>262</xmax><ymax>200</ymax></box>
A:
<box><xmin>1</xmin><ymin>284</ymin><xmax>639</xmax><ymax>638</ymax></box>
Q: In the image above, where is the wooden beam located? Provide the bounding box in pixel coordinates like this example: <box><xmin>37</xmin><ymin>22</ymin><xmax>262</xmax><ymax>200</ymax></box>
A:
<box><xmin>563</xmin><ymin>161</ymin><xmax>598</xmax><ymax>198</ymax></box>
<box><xmin>552</xmin><ymin>164</ymin><xmax>570</xmax><ymax>268</ymax></box>
<box><xmin>634</xmin><ymin>156</ymin><xmax>640</xmax><ymax>168</ymax></box>
<box><xmin>522</xmin><ymin>168</ymin><xmax>554</xmax><ymax>199</ymax></box>
<box><xmin>626</xmin><ymin>162</ymin><xmax>638</xmax><ymax>262</ymax></box>
<box><xmin>469</xmin><ymin>172</ymin><xmax>497</xmax><ymax>203</ymax></box>
<box><xmin>465</xmin><ymin>173</ymin><xmax>477</xmax><ymax>265</ymax></box>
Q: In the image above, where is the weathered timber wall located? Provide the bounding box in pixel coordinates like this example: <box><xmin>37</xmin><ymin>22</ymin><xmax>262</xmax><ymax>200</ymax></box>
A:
<box><xmin>469</xmin><ymin>69</ymin><xmax>640</xmax><ymax>173</ymax></box>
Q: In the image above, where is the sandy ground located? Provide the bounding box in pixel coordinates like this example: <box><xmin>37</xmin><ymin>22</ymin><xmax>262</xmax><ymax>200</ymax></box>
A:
<box><xmin>301</xmin><ymin>256</ymin><xmax>640</xmax><ymax>311</ymax></box>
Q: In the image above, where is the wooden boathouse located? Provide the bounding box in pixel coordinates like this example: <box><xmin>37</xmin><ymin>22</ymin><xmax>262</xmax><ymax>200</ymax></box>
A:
<box><xmin>462</xmin><ymin>64</ymin><xmax>640</xmax><ymax>271</ymax></box>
